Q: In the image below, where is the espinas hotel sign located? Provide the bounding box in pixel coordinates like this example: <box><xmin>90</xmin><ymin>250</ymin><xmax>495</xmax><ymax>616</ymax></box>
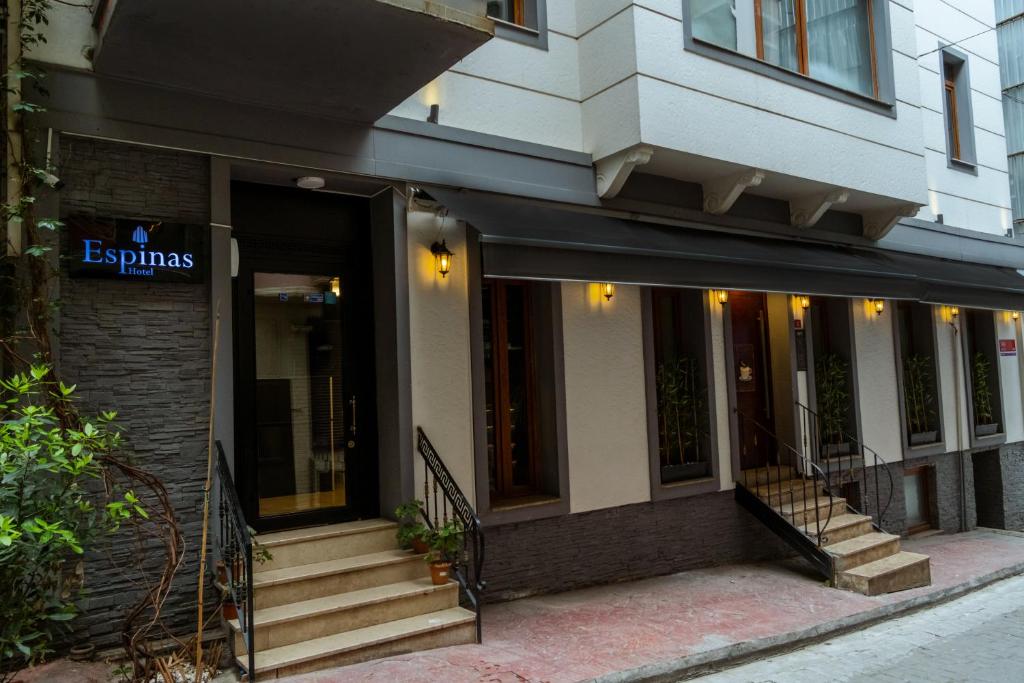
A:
<box><xmin>68</xmin><ymin>216</ymin><xmax>206</xmax><ymax>283</ymax></box>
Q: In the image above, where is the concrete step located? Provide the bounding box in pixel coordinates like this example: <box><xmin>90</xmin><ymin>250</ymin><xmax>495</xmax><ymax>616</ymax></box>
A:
<box><xmin>824</xmin><ymin>531</ymin><xmax>901</xmax><ymax>572</ymax></box>
<box><xmin>807</xmin><ymin>513</ymin><xmax>875</xmax><ymax>546</ymax></box>
<box><xmin>231</xmin><ymin>578</ymin><xmax>459</xmax><ymax>652</ymax></box>
<box><xmin>740</xmin><ymin>465</ymin><xmax>796</xmax><ymax>487</ymax></box>
<box><xmin>252</xmin><ymin>549</ymin><xmax>426</xmax><ymax>609</ymax></box>
<box><xmin>241</xmin><ymin>607</ymin><xmax>477</xmax><ymax>678</ymax></box>
<box><xmin>776</xmin><ymin>496</ymin><xmax>847</xmax><ymax>529</ymax></box>
<box><xmin>255</xmin><ymin>519</ymin><xmax>399</xmax><ymax>571</ymax></box>
<box><xmin>753</xmin><ymin>478</ymin><xmax>820</xmax><ymax>507</ymax></box>
<box><xmin>836</xmin><ymin>551</ymin><xmax>932</xmax><ymax>596</ymax></box>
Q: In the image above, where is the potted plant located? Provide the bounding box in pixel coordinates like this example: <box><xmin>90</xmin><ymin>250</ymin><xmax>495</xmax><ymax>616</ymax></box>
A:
<box><xmin>815</xmin><ymin>353</ymin><xmax>851</xmax><ymax>457</ymax></box>
<box><xmin>395</xmin><ymin>499</ymin><xmax>430</xmax><ymax>554</ymax></box>
<box><xmin>656</xmin><ymin>356</ymin><xmax>710</xmax><ymax>482</ymax></box>
<box><xmin>903</xmin><ymin>354</ymin><xmax>938</xmax><ymax>445</ymax></box>
<box><xmin>425</xmin><ymin>518</ymin><xmax>463</xmax><ymax>586</ymax></box>
<box><xmin>972</xmin><ymin>352</ymin><xmax>1000</xmax><ymax>436</ymax></box>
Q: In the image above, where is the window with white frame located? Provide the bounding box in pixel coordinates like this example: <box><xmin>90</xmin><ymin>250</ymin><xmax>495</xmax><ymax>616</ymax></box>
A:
<box><xmin>688</xmin><ymin>0</ymin><xmax>882</xmax><ymax>99</ymax></box>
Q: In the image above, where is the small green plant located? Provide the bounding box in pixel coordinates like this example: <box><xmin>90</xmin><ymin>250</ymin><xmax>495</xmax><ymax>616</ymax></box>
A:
<box><xmin>972</xmin><ymin>352</ymin><xmax>995</xmax><ymax>426</ymax></box>
<box><xmin>394</xmin><ymin>499</ymin><xmax>429</xmax><ymax>550</ymax></box>
<box><xmin>426</xmin><ymin>518</ymin><xmax>464</xmax><ymax>564</ymax></box>
<box><xmin>903</xmin><ymin>354</ymin><xmax>936</xmax><ymax>436</ymax></box>
<box><xmin>0</xmin><ymin>365</ymin><xmax>140</xmax><ymax>677</ymax></box>
<box><xmin>248</xmin><ymin>525</ymin><xmax>273</xmax><ymax>565</ymax></box>
<box><xmin>815</xmin><ymin>353</ymin><xmax>850</xmax><ymax>445</ymax></box>
<box><xmin>655</xmin><ymin>356</ymin><xmax>708</xmax><ymax>467</ymax></box>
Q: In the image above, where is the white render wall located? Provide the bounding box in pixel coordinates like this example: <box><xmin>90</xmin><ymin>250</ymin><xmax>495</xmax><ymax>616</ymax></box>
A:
<box><xmin>913</xmin><ymin>0</ymin><xmax>1014</xmax><ymax>235</ymax></box>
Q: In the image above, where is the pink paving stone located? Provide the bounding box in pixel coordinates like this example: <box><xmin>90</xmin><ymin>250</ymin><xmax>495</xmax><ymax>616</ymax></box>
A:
<box><xmin>281</xmin><ymin>529</ymin><xmax>1024</xmax><ymax>683</ymax></box>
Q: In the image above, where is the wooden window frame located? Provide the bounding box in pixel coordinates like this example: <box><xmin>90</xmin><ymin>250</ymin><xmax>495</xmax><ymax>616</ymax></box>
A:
<box><xmin>945</xmin><ymin>77</ymin><xmax>962</xmax><ymax>160</ymax></box>
<box><xmin>485</xmin><ymin>279</ymin><xmax>542</xmax><ymax>501</ymax></box>
<box><xmin>754</xmin><ymin>0</ymin><xmax>879</xmax><ymax>99</ymax></box>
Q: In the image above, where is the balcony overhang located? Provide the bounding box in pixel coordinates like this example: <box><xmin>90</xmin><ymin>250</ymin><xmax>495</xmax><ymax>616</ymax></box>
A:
<box><xmin>91</xmin><ymin>0</ymin><xmax>493</xmax><ymax>123</ymax></box>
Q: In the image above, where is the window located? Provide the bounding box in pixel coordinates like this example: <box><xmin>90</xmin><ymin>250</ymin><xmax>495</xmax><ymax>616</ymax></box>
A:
<box><xmin>808</xmin><ymin>297</ymin><xmax>857</xmax><ymax>453</ymax></box>
<box><xmin>963</xmin><ymin>310</ymin><xmax>1003</xmax><ymax>441</ymax></box>
<box><xmin>486</xmin><ymin>0</ymin><xmax>548</xmax><ymax>49</ymax></box>
<box><xmin>685</xmin><ymin>0</ymin><xmax>892</xmax><ymax>107</ymax></box>
<box><xmin>896</xmin><ymin>302</ymin><xmax>942</xmax><ymax>448</ymax></box>
<box><xmin>941</xmin><ymin>48</ymin><xmax>977</xmax><ymax>169</ymax></box>
<box><xmin>649</xmin><ymin>288</ymin><xmax>713</xmax><ymax>485</ymax></box>
<box><xmin>482</xmin><ymin>279</ymin><xmax>560</xmax><ymax>503</ymax></box>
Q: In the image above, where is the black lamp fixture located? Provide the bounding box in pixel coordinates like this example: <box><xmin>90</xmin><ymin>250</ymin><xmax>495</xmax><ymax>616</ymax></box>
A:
<box><xmin>431</xmin><ymin>240</ymin><xmax>453</xmax><ymax>278</ymax></box>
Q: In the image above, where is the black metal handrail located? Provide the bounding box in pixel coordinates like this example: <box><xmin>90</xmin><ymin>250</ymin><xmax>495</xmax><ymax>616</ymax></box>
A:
<box><xmin>796</xmin><ymin>402</ymin><xmax>895</xmax><ymax>532</ymax></box>
<box><xmin>416</xmin><ymin>427</ymin><xmax>486</xmax><ymax>643</ymax></box>
<box><xmin>735</xmin><ymin>408</ymin><xmax>835</xmax><ymax>545</ymax></box>
<box><xmin>214</xmin><ymin>441</ymin><xmax>256</xmax><ymax>681</ymax></box>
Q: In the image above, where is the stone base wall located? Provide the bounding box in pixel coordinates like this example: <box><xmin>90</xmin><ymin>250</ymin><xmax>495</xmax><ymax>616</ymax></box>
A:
<box><xmin>482</xmin><ymin>488</ymin><xmax>793</xmax><ymax>602</ymax></box>
<box><xmin>972</xmin><ymin>443</ymin><xmax>1024</xmax><ymax>531</ymax></box>
<box><xmin>57</xmin><ymin>137</ymin><xmax>211</xmax><ymax>650</ymax></box>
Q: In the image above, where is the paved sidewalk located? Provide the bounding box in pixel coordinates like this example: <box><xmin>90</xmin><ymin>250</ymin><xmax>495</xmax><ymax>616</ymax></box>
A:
<box><xmin>280</xmin><ymin>529</ymin><xmax>1024</xmax><ymax>683</ymax></box>
<box><xmin>699</xmin><ymin>572</ymin><xmax>1024</xmax><ymax>682</ymax></box>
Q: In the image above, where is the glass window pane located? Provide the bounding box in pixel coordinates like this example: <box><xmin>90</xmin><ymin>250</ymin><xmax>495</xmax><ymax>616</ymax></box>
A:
<box><xmin>487</xmin><ymin>0</ymin><xmax>523</xmax><ymax>26</ymax></box>
<box><xmin>691</xmin><ymin>0</ymin><xmax>738</xmax><ymax>51</ymax></box>
<box><xmin>761</xmin><ymin>0</ymin><xmax>800</xmax><ymax>72</ymax></box>
<box><xmin>806</xmin><ymin>0</ymin><xmax>874</xmax><ymax>97</ymax></box>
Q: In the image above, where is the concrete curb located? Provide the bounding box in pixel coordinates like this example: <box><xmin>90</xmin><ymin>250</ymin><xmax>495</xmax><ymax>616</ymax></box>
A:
<box><xmin>593</xmin><ymin>560</ymin><xmax>1024</xmax><ymax>683</ymax></box>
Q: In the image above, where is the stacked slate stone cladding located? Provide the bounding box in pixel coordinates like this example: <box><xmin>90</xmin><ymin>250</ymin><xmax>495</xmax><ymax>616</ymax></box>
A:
<box><xmin>481</xmin><ymin>489</ymin><xmax>793</xmax><ymax>602</ymax></box>
<box><xmin>974</xmin><ymin>445</ymin><xmax>1024</xmax><ymax>531</ymax></box>
<box><xmin>57</xmin><ymin>137</ymin><xmax>211</xmax><ymax>650</ymax></box>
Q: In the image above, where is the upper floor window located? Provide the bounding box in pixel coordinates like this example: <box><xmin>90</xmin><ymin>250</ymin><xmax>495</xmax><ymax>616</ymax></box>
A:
<box><xmin>486</xmin><ymin>0</ymin><xmax>548</xmax><ymax>49</ymax></box>
<box><xmin>488</xmin><ymin>0</ymin><xmax>526</xmax><ymax>26</ymax></box>
<box><xmin>689</xmin><ymin>0</ymin><xmax>881</xmax><ymax>99</ymax></box>
<box><xmin>941</xmin><ymin>47</ymin><xmax>977</xmax><ymax>170</ymax></box>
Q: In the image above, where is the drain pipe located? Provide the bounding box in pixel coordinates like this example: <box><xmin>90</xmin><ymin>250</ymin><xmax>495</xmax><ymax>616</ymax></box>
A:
<box><xmin>950</xmin><ymin>317</ymin><xmax>968</xmax><ymax>533</ymax></box>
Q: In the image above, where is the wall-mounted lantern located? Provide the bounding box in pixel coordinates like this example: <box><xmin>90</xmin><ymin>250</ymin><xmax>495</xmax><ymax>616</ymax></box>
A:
<box><xmin>430</xmin><ymin>240</ymin><xmax>453</xmax><ymax>278</ymax></box>
<box><xmin>950</xmin><ymin>305</ymin><xmax>960</xmax><ymax>319</ymax></box>
<box><xmin>601</xmin><ymin>283</ymin><xmax>615</xmax><ymax>301</ymax></box>
<box><xmin>330</xmin><ymin>277</ymin><xmax>341</xmax><ymax>297</ymax></box>
<box><xmin>716</xmin><ymin>290</ymin><xmax>729</xmax><ymax>306</ymax></box>
<box><xmin>872</xmin><ymin>298</ymin><xmax>885</xmax><ymax>316</ymax></box>
<box><xmin>798</xmin><ymin>295</ymin><xmax>810</xmax><ymax>310</ymax></box>
<box><xmin>1013</xmin><ymin>311</ymin><xmax>1020</xmax><ymax>321</ymax></box>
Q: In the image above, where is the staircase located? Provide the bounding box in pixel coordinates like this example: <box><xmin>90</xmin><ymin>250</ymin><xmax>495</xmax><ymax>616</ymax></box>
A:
<box><xmin>734</xmin><ymin>408</ymin><xmax>931</xmax><ymax>596</ymax></box>
<box><xmin>228</xmin><ymin>519</ymin><xmax>476</xmax><ymax>678</ymax></box>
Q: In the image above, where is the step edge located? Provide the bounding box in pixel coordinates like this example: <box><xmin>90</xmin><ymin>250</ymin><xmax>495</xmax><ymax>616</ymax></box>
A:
<box><xmin>244</xmin><ymin>607</ymin><xmax>476</xmax><ymax>672</ymax></box>
<box><xmin>256</xmin><ymin>520</ymin><xmax>399</xmax><ymax>548</ymax></box>
<box><xmin>237</xmin><ymin>581</ymin><xmax>456</xmax><ymax>629</ymax></box>
<box><xmin>253</xmin><ymin>551</ymin><xmax>424</xmax><ymax>587</ymax></box>
<box><xmin>823</xmin><ymin>532</ymin><xmax>900</xmax><ymax>554</ymax></box>
<box><xmin>808</xmin><ymin>515</ymin><xmax>873</xmax><ymax>535</ymax></box>
<box><xmin>839</xmin><ymin>553</ymin><xmax>931</xmax><ymax>579</ymax></box>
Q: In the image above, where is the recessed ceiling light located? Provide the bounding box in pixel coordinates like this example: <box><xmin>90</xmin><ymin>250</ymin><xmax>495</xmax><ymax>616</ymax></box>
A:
<box><xmin>295</xmin><ymin>176</ymin><xmax>325</xmax><ymax>190</ymax></box>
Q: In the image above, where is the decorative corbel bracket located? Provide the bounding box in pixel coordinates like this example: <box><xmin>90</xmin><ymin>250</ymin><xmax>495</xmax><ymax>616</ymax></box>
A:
<box><xmin>702</xmin><ymin>168</ymin><xmax>766</xmax><ymax>214</ymax></box>
<box><xmin>790</xmin><ymin>189</ymin><xmax>849</xmax><ymax>229</ymax></box>
<box><xmin>862</xmin><ymin>204</ymin><xmax>921</xmax><ymax>241</ymax></box>
<box><xmin>595</xmin><ymin>145</ymin><xmax>655</xmax><ymax>198</ymax></box>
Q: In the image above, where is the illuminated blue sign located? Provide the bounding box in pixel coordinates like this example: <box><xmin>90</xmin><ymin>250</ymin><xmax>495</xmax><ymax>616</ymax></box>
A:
<box><xmin>68</xmin><ymin>216</ymin><xmax>206</xmax><ymax>283</ymax></box>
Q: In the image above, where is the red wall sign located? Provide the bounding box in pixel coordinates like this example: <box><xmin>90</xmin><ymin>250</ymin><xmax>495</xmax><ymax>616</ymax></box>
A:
<box><xmin>999</xmin><ymin>339</ymin><xmax>1017</xmax><ymax>356</ymax></box>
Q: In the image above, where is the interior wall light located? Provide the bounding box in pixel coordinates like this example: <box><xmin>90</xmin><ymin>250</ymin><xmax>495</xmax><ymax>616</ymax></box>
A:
<box><xmin>430</xmin><ymin>240</ymin><xmax>453</xmax><ymax>278</ymax></box>
<box><xmin>872</xmin><ymin>299</ymin><xmax>885</xmax><ymax>316</ymax></box>
<box><xmin>798</xmin><ymin>295</ymin><xmax>810</xmax><ymax>310</ymax></box>
<box><xmin>601</xmin><ymin>283</ymin><xmax>616</xmax><ymax>301</ymax></box>
<box><xmin>717</xmin><ymin>290</ymin><xmax>729</xmax><ymax>306</ymax></box>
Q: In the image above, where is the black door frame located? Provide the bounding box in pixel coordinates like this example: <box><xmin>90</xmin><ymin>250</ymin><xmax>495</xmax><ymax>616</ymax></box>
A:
<box><xmin>232</xmin><ymin>237</ymin><xmax>379</xmax><ymax>532</ymax></box>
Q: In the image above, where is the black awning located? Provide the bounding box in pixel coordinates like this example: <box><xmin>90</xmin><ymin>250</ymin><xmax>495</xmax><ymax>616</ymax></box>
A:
<box><xmin>430</xmin><ymin>188</ymin><xmax>1024</xmax><ymax>311</ymax></box>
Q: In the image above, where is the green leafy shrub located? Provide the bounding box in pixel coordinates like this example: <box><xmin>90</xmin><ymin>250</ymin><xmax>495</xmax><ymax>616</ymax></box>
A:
<box><xmin>394</xmin><ymin>499</ymin><xmax>429</xmax><ymax>550</ymax></box>
<box><xmin>972</xmin><ymin>352</ymin><xmax>995</xmax><ymax>426</ymax></box>
<box><xmin>0</xmin><ymin>366</ymin><xmax>139</xmax><ymax>678</ymax></box>
<box><xmin>426</xmin><ymin>518</ymin><xmax>464</xmax><ymax>564</ymax></box>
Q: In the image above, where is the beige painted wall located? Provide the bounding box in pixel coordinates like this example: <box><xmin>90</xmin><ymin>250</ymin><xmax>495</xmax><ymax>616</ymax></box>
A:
<box><xmin>407</xmin><ymin>210</ymin><xmax>477</xmax><ymax>508</ymax></box>
<box><xmin>709</xmin><ymin>291</ymin><xmax>733</xmax><ymax>489</ymax></box>
<box><xmin>935</xmin><ymin>307</ymin><xmax>971</xmax><ymax>454</ymax></box>
<box><xmin>562</xmin><ymin>282</ymin><xmax>651</xmax><ymax>514</ymax></box>
<box><xmin>999</xmin><ymin>313</ymin><xmax>1024</xmax><ymax>444</ymax></box>
<box><xmin>852</xmin><ymin>299</ymin><xmax>903</xmax><ymax>463</ymax></box>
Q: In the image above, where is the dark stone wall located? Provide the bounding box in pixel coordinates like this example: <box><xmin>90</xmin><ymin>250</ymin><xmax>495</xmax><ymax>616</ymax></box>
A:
<box><xmin>481</xmin><ymin>489</ymin><xmax>793</xmax><ymax>602</ymax></box>
<box><xmin>999</xmin><ymin>444</ymin><xmax>1024</xmax><ymax>530</ymax></box>
<box><xmin>57</xmin><ymin>137</ymin><xmax>210</xmax><ymax>649</ymax></box>
<box><xmin>973</xmin><ymin>449</ymin><xmax>1005</xmax><ymax>528</ymax></box>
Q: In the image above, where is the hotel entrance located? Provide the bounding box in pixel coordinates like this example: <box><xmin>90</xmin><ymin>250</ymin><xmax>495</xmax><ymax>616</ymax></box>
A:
<box><xmin>231</xmin><ymin>182</ymin><xmax>379</xmax><ymax>531</ymax></box>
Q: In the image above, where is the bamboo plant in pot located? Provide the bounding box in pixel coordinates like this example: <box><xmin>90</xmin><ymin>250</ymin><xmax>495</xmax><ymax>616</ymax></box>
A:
<box><xmin>972</xmin><ymin>352</ymin><xmax>1000</xmax><ymax>437</ymax></box>
<box><xmin>656</xmin><ymin>356</ymin><xmax>710</xmax><ymax>481</ymax></box>
<box><xmin>425</xmin><ymin>518</ymin><xmax>464</xmax><ymax>585</ymax></box>
<box><xmin>903</xmin><ymin>354</ymin><xmax>938</xmax><ymax>445</ymax></box>
<box><xmin>395</xmin><ymin>499</ymin><xmax>430</xmax><ymax>554</ymax></box>
<box><xmin>815</xmin><ymin>353</ymin><xmax>851</xmax><ymax>457</ymax></box>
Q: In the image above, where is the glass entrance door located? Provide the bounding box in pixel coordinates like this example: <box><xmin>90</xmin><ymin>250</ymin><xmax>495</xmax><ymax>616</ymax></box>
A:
<box><xmin>252</xmin><ymin>273</ymin><xmax>350</xmax><ymax>519</ymax></box>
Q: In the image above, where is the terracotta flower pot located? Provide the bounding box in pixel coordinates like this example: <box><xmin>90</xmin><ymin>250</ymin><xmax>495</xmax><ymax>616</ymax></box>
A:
<box><xmin>223</xmin><ymin>601</ymin><xmax>238</xmax><ymax>621</ymax></box>
<box><xmin>412</xmin><ymin>537</ymin><xmax>430</xmax><ymax>554</ymax></box>
<box><xmin>429</xmin><ymin>561</ymin><xmax>451</xmax><ymax>586</ymax></box>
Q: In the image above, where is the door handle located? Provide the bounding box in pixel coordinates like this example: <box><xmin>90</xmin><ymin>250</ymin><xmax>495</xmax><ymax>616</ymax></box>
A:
<box><xmin>349</xmin><ymin>395</ymin><xmax>357</xmax><ymax>436</ymax></box>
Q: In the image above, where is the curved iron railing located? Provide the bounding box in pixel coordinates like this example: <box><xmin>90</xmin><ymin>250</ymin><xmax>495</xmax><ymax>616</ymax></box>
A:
<box><xmin>416</xmin><ymin>427</ymin><xmax>486</xmax><ymax>642</ymax></box>
<box><xmin>735</xmin><ymin>408</ymin><xmax>835</xmax><ymax>545</ymax></box>
<box><xmin>796</xmin><ymin>402</ymin><xmax>895</xmax><ymax>531</ymax></box>
<box><xmin>214</xmin><ymin>441</ymin><xmax>256</xmax><ymax>681</ymax></box>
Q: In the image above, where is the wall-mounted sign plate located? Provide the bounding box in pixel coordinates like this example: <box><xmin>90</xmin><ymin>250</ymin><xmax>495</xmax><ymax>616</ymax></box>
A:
<box><xmin>999</xmin><ymin>339</ymin><xmax>1017</xmax><ymax>356</ymax></box>
<box><xmin>67</xmin><ymin>216</ymin><xmax>207</xmax><ymax>283</ymax></box>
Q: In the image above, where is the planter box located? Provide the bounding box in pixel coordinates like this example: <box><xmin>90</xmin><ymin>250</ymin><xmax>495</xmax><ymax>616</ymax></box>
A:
<box><xmin>975</xmin><ymin>423</ymin><xmax>1000</xmax><ymax>437</ymax></box>
<box><xmin>661</xmin><ymin>462</ymin><xmax>711</xmax><ymax>483</ymax></box>
<box><xmin>821</xmin><ymin>442</ymin><xmax>852</xmax><ymax>458</ymax></box>
<box><xmin>909</xmin><ymin>431</ymin><xmax>938</xmax><ymax>446</ymax></box>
